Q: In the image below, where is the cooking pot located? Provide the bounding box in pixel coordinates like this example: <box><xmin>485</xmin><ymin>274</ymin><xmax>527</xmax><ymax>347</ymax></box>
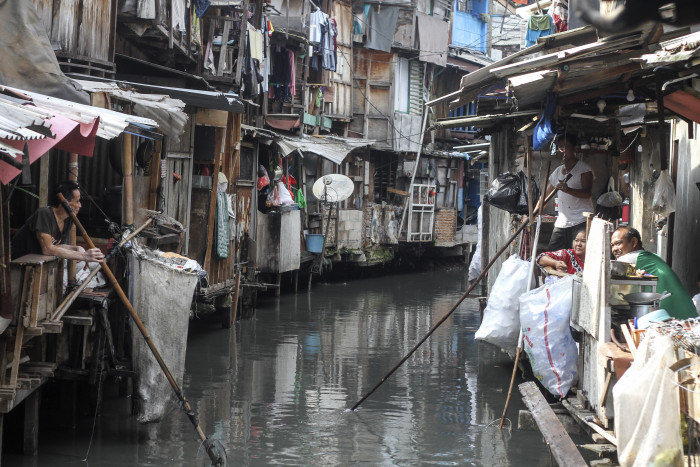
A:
<box><xmin>619</xmin><ymin>291</ymin><xmax>672</xmax><ymax>319</ymax></box>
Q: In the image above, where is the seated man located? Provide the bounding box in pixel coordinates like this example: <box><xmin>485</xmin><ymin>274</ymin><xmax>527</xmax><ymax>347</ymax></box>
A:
<box><xmin>611</xmin><ymin>226</ymin><xmax>696</xmax><ymax>320</ymax></box>
<box><xmin>11</xmin><ymin>181</ymin><xmax>104</xmax><ymax>263</ymax></box>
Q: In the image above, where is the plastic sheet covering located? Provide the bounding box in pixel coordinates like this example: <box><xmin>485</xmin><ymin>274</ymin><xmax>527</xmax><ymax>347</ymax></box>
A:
<box><xmin>129</xmin><ymin>243</ymin><xmax>199</xmax><ymax>423</ymax></box>
<box><xmin>613</xmin><ymin>331</ymin><xmax>682</xmax><ymax>467</ymax></box>
<box><xmin>0</xmin><ymin>2</ymin><xmax>89</xmax><ymax>104</ymax></box>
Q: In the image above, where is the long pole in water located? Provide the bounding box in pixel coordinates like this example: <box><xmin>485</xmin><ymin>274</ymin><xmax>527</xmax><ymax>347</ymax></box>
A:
<box><xmin>58</xmin><ymin>194</ymin><xmax>225</xmax><ymax>466</ymax></box>
<box><xmin>499</xmin><ymin>163</ymin><xmax>554</xmax><ymax>430</ymax></box>
<box><xmin>351</xmin><ymin>170</ymin><xmax>564</xmax><ymax>411</ymax></box>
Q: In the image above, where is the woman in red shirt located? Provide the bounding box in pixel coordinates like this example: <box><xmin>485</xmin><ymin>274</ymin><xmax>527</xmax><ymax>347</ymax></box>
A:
<box><xmin>536</xmin><ymin>229</ymin><xmax>586</xmax><ymax>274</ymax></box>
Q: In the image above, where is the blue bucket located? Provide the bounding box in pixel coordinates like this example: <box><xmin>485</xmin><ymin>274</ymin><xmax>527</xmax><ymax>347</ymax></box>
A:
<box><xmin>306</xmin><ymin>234</ymin><xmax>324</xmax><ymax>253</ymax></box>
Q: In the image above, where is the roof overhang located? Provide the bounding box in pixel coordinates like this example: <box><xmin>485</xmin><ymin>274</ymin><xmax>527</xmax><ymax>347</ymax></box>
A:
<box><xmin>242</xmin><ymin>125</ymin><xmax>374</xmax><ymax>165</ymax></box>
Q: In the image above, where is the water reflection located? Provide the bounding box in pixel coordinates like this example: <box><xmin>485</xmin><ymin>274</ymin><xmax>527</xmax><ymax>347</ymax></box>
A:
<box><xmin>5</xmin><ymin>270</ymin><xmax>552</xmax><ymax>466</ymax></box>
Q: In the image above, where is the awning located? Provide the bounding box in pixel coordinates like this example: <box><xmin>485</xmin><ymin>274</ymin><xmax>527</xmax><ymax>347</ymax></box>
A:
<box><xmin>276</xmin><ymin>135</ymin><xmax>375</xmax><ymax>165</ymax></box>
<box><xmin>242</xmin><ymin>124</ymin><xmax>374</xmax><ymax>165</ymax></box>
<box><xmin>75</xmin><ymin>80</ymin><xmax>188</xmax><ymax>143</ymax></box>
<box><xmin>0</xmin><ymin>86</ymin><xmax>158</xmax><ymax>185</ymax></box>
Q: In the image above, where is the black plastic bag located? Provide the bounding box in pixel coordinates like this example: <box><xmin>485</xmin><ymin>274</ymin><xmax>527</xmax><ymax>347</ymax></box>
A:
<box><xmin>485</xmin><ymin>171</ymin><xmax>539</xmax><ymax>215</ymax></box>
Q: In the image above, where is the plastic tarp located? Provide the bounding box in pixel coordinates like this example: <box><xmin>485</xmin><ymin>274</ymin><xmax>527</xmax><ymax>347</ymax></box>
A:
<box><xmin>613</xmin><ymin>331</ymin><xmax>683</xmax><ymax>467</ymax></box>
<box><xmin>0</xmin><ymin>1</ymin><xmax>89</xmax><ymax>104</ymax></box>
<box><xmin>129</xmin><ymin>244</ymin><xmax>199</xmax><ymax>423</ymax></box>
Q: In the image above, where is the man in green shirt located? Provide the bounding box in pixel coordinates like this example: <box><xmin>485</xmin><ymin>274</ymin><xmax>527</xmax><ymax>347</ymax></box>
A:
<box><xmin>611</xmin><ymin>226</ymin><xmax>697</xmax><ymax>320</ymax></box>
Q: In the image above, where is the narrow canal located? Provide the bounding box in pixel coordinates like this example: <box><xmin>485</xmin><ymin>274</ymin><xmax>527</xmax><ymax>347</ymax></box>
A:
<box><xmin>7</xmin><ymin>269</ymin><xmax>556</xmax><ymax>466</ymax></box>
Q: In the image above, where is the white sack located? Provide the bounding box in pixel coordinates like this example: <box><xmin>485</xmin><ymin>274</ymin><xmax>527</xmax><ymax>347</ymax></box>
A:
<box><xmin>613</xmin><ymin>332</ymin><xmax>682</xmax><ymax>467</ymax></box>
<box><xmin>475</xmin><ymin>254</ymin><xmax>530</xmax><ymax>355</ymax></box>
<box><xmin>468</xmin><ymin>205</ymin><xmax>482</xmax><ymax>281</ymax></box>
<box><xmin>129</xmin><ymin>249</ymin><xmax>198</xmax><ymax>423</ymax></box>
<box><xmin>520</xmin><ymin>275</ymin><xmax>578</xmax><ymax>398</ymax></box>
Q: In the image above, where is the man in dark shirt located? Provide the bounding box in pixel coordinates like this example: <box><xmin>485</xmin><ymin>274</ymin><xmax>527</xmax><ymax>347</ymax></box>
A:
<box><xmin>11</xmin><ymin>181</ymin><xmax>104</xmax><ymax>262</ymax></box>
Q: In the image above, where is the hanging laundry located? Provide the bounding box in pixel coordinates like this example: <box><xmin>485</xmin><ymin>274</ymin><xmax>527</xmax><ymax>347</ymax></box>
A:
<box><xmin>552</xmin><ymin>0</ymin><xmax>568</xmax><ymax>33</ymax></box>
<box><xmin>310</xmin><ymin>9</ymin><xmax>326</xmax><ymax>44</ymax></box>
<box><xmin>193</xmin><ymin>0</ymin><xmax>210</xmax><ymax>17</ymax></box>
<box><xmin>365</xmin><ymin>5</ymin><xmax>399</xmax><ymax>52</ymax></box>
<box><xmin>525</xmin><ymin>14</ymin><xmax>555</xmax><ymax>47</ymax></box>
<box><xmin>322</xmin><ymin>17</ymin><xmax>337</xmax><ymax>71</ymax></box>
<box><xmin>249</xmin><ymin>28</ymin><xmax>264</xmax><ymax>61</ymax></box>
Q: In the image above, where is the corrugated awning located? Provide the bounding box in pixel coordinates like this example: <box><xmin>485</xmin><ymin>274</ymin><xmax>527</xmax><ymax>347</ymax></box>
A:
<box><xmin>0</xmin><ymin>86</ymin><xmax>158</xmax><ymax>185</ymax></box>
<box><xmin>75</xmin><ymin>80</ymin><xmax>188</xmax><ymax>143</ymax></box>
<box><xmin>242</xmin><ymin>125</ymin><xmax>374</xmax><ymax>165</ymax></box>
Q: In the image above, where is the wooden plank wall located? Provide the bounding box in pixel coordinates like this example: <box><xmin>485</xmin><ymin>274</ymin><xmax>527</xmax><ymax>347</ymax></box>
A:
<box><xmin>33</xmin><ymin>0</ymin><xmax>113</xmax><ymax>62</ymax></box>
<box><xmin>327</xmin><ymin>2</ymin><xmax>353</xmax><ymax>120</ymax></box>
<box><xmin>351</xmin><ymin>49</ymin><xmax>393</xmax><ymax>148</ymax></box>
<box><xmin>208</xmin><ymin>113</ymin><xmax>243</xmax><ymax>285</ymax></box>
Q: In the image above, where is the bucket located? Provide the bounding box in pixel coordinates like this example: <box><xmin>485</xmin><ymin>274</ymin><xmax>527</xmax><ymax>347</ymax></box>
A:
<box><xmin>305</xmin><ymin>234</ymin><xmax>324</xmax><ymax>253</ymax></box>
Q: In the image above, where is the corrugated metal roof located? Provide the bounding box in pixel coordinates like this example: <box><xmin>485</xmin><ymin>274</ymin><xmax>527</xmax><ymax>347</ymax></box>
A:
<box><xmin>5</xmin><ymin>86</ymin><xmax>158</xmax><ymax>140</ymax></box>
<box><xmin>75</xmin><ymin>80</ymin><xmax>188</xmax><ymax>142</ymax></box>
<box><xmin>242</xmin><ymin>124</ymin><xmax>375</xmax><ymax>165</ymax></box>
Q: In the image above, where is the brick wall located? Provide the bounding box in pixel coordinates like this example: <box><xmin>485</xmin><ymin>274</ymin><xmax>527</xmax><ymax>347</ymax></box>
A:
<box><xmin>434</xmin><ymin>208</ymin><xmax>457</xmax><ymax>243</ymax></box>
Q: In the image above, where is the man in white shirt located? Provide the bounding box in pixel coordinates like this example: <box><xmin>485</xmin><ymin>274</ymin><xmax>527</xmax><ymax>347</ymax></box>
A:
<box><xmin>540</xmin><ymin>134</ymin><xmax>594</xmax><ymax>251</ymax></box>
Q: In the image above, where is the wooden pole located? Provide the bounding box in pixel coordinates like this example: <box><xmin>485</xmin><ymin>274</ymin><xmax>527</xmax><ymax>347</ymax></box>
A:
<box><xmin>231</xmin><ymin>271</ymin><xmax>241</xmax><ymax>325</ymax></box>
<box><xmin>499</xmin><ymin>215</ymin><xmax>541</xmax><ymax>429</ymax></box>
<box><xmin>58</xmin><ymin>194</ymin><xmax>225</xmax><ymax>465</ymax></box>
<box><xmin>67</xmin><ymin>153</ymin><xmax>79</xmax><ymax>283</ymax></box>
<box><xmin>352</xmin><ymin>182</ymin><xmax>563</xmax><ymax>411</ymax></box>
<box><xmin>123</xmin><ymin>133</ymin><xmax>134</xmax><ymax>225</ymax></box>
<box><xmin>204</xmin><ymin>125</ymin><xmax>226</xmax><ymax>274</ymax></box>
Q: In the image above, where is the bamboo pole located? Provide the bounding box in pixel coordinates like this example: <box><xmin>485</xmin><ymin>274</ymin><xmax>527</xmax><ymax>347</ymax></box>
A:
<box><xmin>397</xmin><ymin>105</ymin><xmax>430</xmax><ymax>240</ymax></box>
<box><xmin>58</xmin><ymin>194</ymin><xmax>225</xmax><ymax>465</ymax></box>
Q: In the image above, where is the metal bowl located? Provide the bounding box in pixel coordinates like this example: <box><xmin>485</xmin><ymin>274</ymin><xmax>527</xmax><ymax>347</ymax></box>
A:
<box><xmin>611</xmin><ymin>260</ymin><xmax>634</xmax><ymax>277</ymax></box>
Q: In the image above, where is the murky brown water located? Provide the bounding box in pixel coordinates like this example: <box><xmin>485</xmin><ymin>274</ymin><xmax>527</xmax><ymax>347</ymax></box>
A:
<box><xmin>6</xmin><ymin>269</ymin><xmax>557</xmax><ymax>466</ymax></box>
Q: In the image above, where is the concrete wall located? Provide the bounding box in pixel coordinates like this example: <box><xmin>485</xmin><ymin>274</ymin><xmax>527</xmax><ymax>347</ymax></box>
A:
<box><xmin>337</xmin><ymin>209</ymin><xmax>363</xmax><ymax>250</ymax></box>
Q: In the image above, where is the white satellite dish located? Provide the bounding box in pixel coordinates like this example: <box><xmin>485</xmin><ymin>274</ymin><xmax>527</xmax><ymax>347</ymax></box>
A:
<box><xmin>312</xmin><ymin>174</ymin><xmax>354</xmax><ymax>203</ymax></box>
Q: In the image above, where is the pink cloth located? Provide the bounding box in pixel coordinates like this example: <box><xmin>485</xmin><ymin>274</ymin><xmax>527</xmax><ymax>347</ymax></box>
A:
<box><xmin>288</xmin><ymin>50</ymin><xmax>296</xmax><ymax>97</ymax></box>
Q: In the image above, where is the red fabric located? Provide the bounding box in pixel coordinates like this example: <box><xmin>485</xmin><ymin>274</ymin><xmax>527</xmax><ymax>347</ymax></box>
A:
<box><xmin>282</xmin><ymin>174</ymin><xmax>297</xmax><ymax>187</ymax></box>
<box><xmin>266</xmin><ymin>117</ymin><xmax>300</xmax><ymax>131</ymax></box>
<box><xmin>0</xmin><ymin>113</ymin><xmax>99</xmax><ymax>185</ymax></box>
<box><xmin>552</xmin><ymin>13</ymin><xmax>568</xmax><ymax>33</ymax></box>
<box><xmin>537</xmin><ymin>248</ymin><xmax>584</xmax><ymax>274</ymax></box>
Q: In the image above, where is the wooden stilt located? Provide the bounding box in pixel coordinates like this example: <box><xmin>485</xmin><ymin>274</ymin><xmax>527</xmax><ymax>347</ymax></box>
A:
<box><xmin>275</xmin><ymin>273</ymin><xmax>282</xmax><ymax>296</ymax></box>
<box><xmin>23</xmin><ymin>388</ymin><xmax>41</xmax><ymax>455</ymax></box>
<box><xmin>294</xmin><ymin>270</ymin><xmax>299</xmax><ymax>294</ymax></box>
<box><xmin>231</xmin><ymin>272</ymin><xmax>241</xmax><ymax>325</ymax></box>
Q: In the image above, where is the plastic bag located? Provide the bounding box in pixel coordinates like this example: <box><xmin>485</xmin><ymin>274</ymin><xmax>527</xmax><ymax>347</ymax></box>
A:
<box><xmin>475</xmin><ymin>255</ymin><xmax>531</xmax><ymax>356</ymax></box>
<box><xmin>277</xmin><ymin>181</ymin><xmax>294</xmax><ymax>204</ymax></box>
<box><xmin>652</xmin><ymin>169</ymin><xmax>676</xmax><ymax>217</ymax></box>
<box><xmin>520</xmin><ymin>275</ymin><xmax>578</xmax><ymax>398</ymax></box>
<box><xmin>597</xmin><ymin>176</ymin><xmax>623</xmax><ymax>207</ymax></box>
<box><xmin>485</xmin><ymin>171</ymin><xmax>539</xmax><ymax>215</ymax></box>
<box><xmin>267</xmin><ymin>184</ymin><xmax>281</xmax><ymax>206</ymax></box>
<box><xmin>257</xmin><ymin>165</ymin><xmax>270</xmax><ymax>191</ymax></box>
<box><xmin>533</xmin><ymin>93</ymin><xmax>557</xmax><ymax>150</ymax></box>
<box><xmin>294</xmin><ymin>188</ymin><xmax>307</xmax><ymax>208</ymax></box>
<box><xmin>613</xmin><ymin>332</ymin><xmax>682</xmax><ymax>467</ymax></box>
<box><xmin>468</xmin><ymin>206</ymin><xmax>483</xmax><ymax>281</ymax></box>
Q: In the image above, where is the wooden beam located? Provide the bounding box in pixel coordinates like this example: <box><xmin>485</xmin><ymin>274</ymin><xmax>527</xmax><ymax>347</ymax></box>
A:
<box><xmin>234</xmin><ymin>0</ymin><xmax>249</xmax><ymax>86</ymax></box>
<box><xmin>518</xmin><ymin>382</ymin><xmax>588</xmax><ymax>467</ymax></box>
<box><xmin>204</xmin><ymin>127</ymin><xmax>225</xmax><ymax>273</ymax></box>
